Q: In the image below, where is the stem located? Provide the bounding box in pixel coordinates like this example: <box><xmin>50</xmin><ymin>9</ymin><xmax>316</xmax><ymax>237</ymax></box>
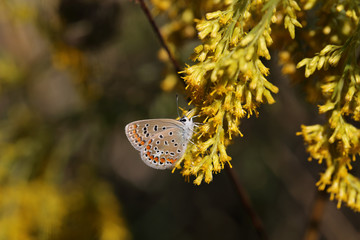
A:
<box><xmin>137</xmin><ymin>0</ymin><xmax>184</xmax><ymax>80</ymax></box>
<box><xmin>303</xmin><ymin>191</ymin><xmax>327</xmax><ymax>240</ymax></box>
<box><xmin>225</xmin><ymin>164</ymin><xmax>269</xmax><ymax>240</ymax></box>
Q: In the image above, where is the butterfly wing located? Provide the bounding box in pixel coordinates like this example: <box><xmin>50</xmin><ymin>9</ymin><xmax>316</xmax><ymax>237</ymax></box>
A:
<box><xmin>125</xmin><ymin>119</ymin><xmax>184</xmax><ymax>150</ymax></box>
<box><xmin>140</xmin><ymin>128</ymin><xmax>189</xmax><ymax>170</ymax></box>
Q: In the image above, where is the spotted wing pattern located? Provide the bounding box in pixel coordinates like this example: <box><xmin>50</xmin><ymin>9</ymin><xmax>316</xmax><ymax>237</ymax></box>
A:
<box><xmin>125</xmin><ymin>119</ymin><xmax>189</xmax><ymax>170</ymax></box>
<box><xmin>140</xmin><ymin>128</ymin><xmax>189</xmax><ymax>170</ymax></box>
<box><xmin>125</xmin><ymin>119</ymin><xmax>180</xmax><ymax>150</ymax></box>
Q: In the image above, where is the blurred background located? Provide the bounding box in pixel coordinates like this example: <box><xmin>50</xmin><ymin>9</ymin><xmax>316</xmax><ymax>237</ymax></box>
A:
<box><xmin>0</xmin><ymin>0</ymin><xmax>359</xmax><ymax>239</ymax></box>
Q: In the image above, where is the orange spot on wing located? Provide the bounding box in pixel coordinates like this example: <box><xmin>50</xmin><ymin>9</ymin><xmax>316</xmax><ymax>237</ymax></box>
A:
<box><xmin>167</xmin><ymin>158</ymin><xmax>176</xmax><ymax>163</ymax></box>
<box><xmin>148</xmin><ymin>139</ymin><xmax>152</xmax><ymax>144</ymax></box>
<box><xmin>146</xmin><ymin>145</ymin><xmax>151</xmax><ymax>150</ymax></box>
<box><xmin>150</xmin><ymin>155</ymin><xmax>154</xmax><ymax>160</ymax></box>
<box><xmin>160</xmin><ymin>158</ymin><xmax>165</xmax><ymax>163</ymax></box>
<box><xmin>132</xmin><ymin>129</ymin><xmax>136</xmax><ymax>134</ymax></box>
<box><xmin>133</xmin><ymin>133</ymin><xmax>141</xmax><ymax>142</ymax></box>
<box><xmin>154</xmin><ymin>157</ymin><xmax>159</xmax><ymax>162</ymax></box>
<box><xmin>140</xmin><ymin>141</ymin><xmax>145</xmax><ymax>145</ymax></box>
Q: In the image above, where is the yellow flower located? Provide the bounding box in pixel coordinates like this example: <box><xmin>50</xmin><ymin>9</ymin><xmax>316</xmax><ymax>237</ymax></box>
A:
<box><xmin>172</xmin><ymin>0</ymin><xmax>298</xmax><ymax>184</ymax></box>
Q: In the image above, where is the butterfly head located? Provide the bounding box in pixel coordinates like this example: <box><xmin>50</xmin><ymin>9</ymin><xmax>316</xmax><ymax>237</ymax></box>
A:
<box><xmin>179</xmin><ymin>115</ymin><xmax>193</xmax><ymax>125</ymax></box>
<box><xmin>179</xmin><ymin>115</ymin><xmax>195</xmax><ymax>141</ymax></box>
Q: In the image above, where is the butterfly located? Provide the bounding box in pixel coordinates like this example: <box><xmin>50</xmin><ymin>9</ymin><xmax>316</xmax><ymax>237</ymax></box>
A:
<box><xmin>125</xmin><ymin>116</ymin><xmax>195</xmax><ymax>169</ymax></box>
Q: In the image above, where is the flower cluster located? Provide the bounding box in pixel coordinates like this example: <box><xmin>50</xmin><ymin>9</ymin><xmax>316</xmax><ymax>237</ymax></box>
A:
<box><xmin>151</xmin><ymin>0</ymin><xmax>360</xmax><ymax>213</ymax></box>
<box><xmin>283</xmin><ymin>0</ymin><xmax>302</xmax><ymax>39</ymax></box>
<box><xmin>296</xmin><ymin>45</ymin><xmax>343</xmax><ymax>77</ymax></box>
<box><xmin>150</xmin><ymin>0</ymin><xmax>234</xmax><ymax>91</ymax></box>
<box><xmin>296</xmin><ymin>1</ymin><xmax>360</xmax><ymax>212</ymax></box>
<box><xmin>166</xmin><ymin>0</ymin><xmax>303</xmax><ymax>185</ymax></box>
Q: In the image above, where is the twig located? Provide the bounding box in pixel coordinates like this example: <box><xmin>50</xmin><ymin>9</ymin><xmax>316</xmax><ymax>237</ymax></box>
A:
<box><xmin>225</xmin><ymin>164</ymin><xmax>269</xmax><ymax>240</ymax></box>
<box><xmin>303</xmin><ymin>191</ymin><xmax>327</xmax><ymax>240</ymax></box>
<box><xmin>137</xmin><ymin>0</ymin><xmax>183</xmax><ymax>78</ymax></box>
<box><xmin>136</xmin><ymin>1</ymin><xmax>268</xmax><ymax>239</ymax></box>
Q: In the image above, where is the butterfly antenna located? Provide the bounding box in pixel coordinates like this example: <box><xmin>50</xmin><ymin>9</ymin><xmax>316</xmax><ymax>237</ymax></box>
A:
<box><xmin>176</xmin><ymin>94</ymin><xmax>181</xmax><ymax>118</ymax></box>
